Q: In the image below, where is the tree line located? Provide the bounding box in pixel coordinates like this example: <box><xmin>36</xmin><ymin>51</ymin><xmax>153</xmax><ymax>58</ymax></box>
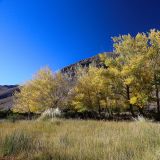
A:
<box><xmin>13</xmin><ymin>29</ymin><xmax>160</xmax><ymax>119</ymax></box>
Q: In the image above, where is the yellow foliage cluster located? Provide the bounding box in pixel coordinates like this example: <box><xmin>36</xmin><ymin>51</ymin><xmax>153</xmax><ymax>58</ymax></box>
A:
<box><xmin>13</xmin><ymin>29</ymin><xmax>160</xmax><ymax>116</ymax></box>
<box><xmin>13</xmin><ymin>67</ymin><xmax>69</xmax><ymax>114</ymax></box>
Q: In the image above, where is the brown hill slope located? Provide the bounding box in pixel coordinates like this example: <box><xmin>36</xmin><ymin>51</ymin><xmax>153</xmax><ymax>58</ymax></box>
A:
<box><xmin>0</xmin><ymin>85</ymin><xmax>19</xmax><ymax>111</ymax></box>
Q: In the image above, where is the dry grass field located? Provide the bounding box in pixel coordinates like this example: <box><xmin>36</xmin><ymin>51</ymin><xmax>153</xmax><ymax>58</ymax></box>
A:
<box><xmin>0</xmin><ymin>119</ymin><xmax>160</xmax><ymax>160</ymax></box>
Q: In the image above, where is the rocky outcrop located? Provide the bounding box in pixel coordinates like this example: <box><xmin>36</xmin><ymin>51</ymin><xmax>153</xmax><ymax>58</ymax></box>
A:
<box><xmin>61</xmin><ymin>52</ymin><xmax>114</xmax><ymax>79</ymax></box>
<box><xmin>0</xmin><ymin>85</ymin><xmax>19</xmax><ymax>111</ymax></box>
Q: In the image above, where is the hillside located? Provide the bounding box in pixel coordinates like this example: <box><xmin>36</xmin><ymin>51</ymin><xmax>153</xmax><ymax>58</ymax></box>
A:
<box><xmin>0</xmin><ymin>52</ymin><xmax>112</xmax><ymax>111</ymax></box>
<box><xmin>61</xmin><ymin>52</ymin><xmax>113</xmax><ymax>78</ymax></box>
<box><xmin>0</xmin><ymin>85</ymin><xmax>19</xmax><ymax>111</ymax></box>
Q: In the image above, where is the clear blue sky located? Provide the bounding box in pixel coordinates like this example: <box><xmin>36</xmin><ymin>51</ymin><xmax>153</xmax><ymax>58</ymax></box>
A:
<box><xmin>0</xmin><ymin>0</ymin><xmax>160</xmax><ymax>84</ymax></box>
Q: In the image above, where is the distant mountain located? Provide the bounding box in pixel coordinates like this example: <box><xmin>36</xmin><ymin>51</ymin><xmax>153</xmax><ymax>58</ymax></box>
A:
<box><xmin>0</xmin><ymin>85</ymin><xmax>19</xmax><ymax>111</ymax></box>
<box><xmin>0</xmin><ymin>52</ymin><xmax>113</xmax><ymax>111</ymax></box>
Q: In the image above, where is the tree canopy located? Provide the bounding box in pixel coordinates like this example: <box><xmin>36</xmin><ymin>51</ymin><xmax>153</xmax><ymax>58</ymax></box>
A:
<box><xmin>13</xmin><ymin>29</ymin><xmax>160</xmax><ymax>119</ymax></box>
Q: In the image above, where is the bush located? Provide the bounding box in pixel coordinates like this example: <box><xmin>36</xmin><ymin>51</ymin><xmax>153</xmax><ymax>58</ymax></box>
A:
<box><xmin>38</xmin><ymin>108</ymin><xmax>61</xmax><ymax>121</ymax></box>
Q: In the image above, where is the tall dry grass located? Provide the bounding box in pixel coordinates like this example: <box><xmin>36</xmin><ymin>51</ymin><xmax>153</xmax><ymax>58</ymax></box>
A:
<box><xmin>0</xmin><ymin>120</ymin><xmax>160</xmax><ymax>160</ymax></box>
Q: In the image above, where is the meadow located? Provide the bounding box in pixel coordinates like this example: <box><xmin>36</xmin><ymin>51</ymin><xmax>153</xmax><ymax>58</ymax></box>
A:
<box><xmin>0</xmin><ymin>120</ymin><xmax>160</xmax><ymax>160</ymax></box>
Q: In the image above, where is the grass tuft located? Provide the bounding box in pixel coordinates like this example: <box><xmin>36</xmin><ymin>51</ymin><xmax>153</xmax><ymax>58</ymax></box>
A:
<box><xmin>0</xmin><ymin>120</ymin><xmax>160</xmax><ymax>160</ymax></box>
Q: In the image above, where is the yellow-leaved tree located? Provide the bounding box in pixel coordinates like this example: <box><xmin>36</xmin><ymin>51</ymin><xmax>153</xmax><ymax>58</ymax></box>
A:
<box><xmin>147</xmin><ymin>29</ymin><xmax>160</xmax><ymax>113</ymax></box>
<box><xmin>100</xmin><ymin>32</ymin><xmax>153</xmax><ymax>116</ymax></box>
<box><xmin>71</xmin><ymin>66</ymin><xmax>113</xmax><ymax>117</ymax></box>
<box><xmin>13</xmin><ymin>67</ymin><xmax>70</xmax><ymax>118</ymax></box>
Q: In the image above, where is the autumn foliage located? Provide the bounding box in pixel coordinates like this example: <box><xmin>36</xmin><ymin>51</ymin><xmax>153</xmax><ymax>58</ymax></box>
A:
<box><xmin>13</xmin><ymin>29</ymin><xmax>160</xmax><ymax>119</ymax></box>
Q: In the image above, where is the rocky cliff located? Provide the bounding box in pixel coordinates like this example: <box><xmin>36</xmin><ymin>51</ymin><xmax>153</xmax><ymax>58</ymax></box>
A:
<box><xmin>61</xmin><ymin>52</ymin><xmax>113</xmax><ymax>79</ymax></box>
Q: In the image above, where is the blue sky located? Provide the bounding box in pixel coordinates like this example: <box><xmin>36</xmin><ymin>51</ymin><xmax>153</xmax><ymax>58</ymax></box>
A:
<box><xmin>0</xmin><ymin>0</ymin><xmax>160</xmax><ymax>84</ymax></box>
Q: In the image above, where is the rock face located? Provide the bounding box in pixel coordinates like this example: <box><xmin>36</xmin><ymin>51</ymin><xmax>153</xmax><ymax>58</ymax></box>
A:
<box><xmin>0</xmin><ymin>85</ymin><xmax>19</xmax><ymax>111</ymax></box>
<box><xmin>61</xmin><ymin>52</ymin><xmax>113</xmax><ymax>79</ymax></box>
<box><xmin>0</xmin><ymin>52</ymin><xmax>114</xmax><ymax>111</ymax></box>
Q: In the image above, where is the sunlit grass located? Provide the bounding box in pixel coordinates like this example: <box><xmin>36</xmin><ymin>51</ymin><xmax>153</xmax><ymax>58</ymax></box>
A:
<box><xmin>0</xmin><ymin>120</ymin><xmax>160</xmax><ymax>160</ymax></box>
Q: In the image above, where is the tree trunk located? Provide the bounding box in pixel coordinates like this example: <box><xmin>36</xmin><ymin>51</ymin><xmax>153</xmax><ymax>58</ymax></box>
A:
<box><xmin>106</xmin><ymin>108</ymin><xmax>113</xmax><ymax>119</ymax></box>
<box><xmin>28</xmin><ymin>111</ymin><xmax>31</xmax><ymax>120</ymax></box>
<box><xmin>154</xmin><ymin>74</ymin><xmax>160</xmax><ymax>114</ymax></box>
<box><xmin>98</xmin><ymin>100</ymin><xmax>101</xmax><ymax>117</ymax></box>
<box><xmin>96</xmin><ymin>93</ymin><xmax>102</xmax><ymax>118</ymax></box>
<box><xmin>137</xmin><ymin>106</ymin><xmax>145</xmax><ymax>116</ymax></box>
<box><xmin>126</xmin><ymin>85</ymin><xmax>135</xmax><ymax>117</ymax></box>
